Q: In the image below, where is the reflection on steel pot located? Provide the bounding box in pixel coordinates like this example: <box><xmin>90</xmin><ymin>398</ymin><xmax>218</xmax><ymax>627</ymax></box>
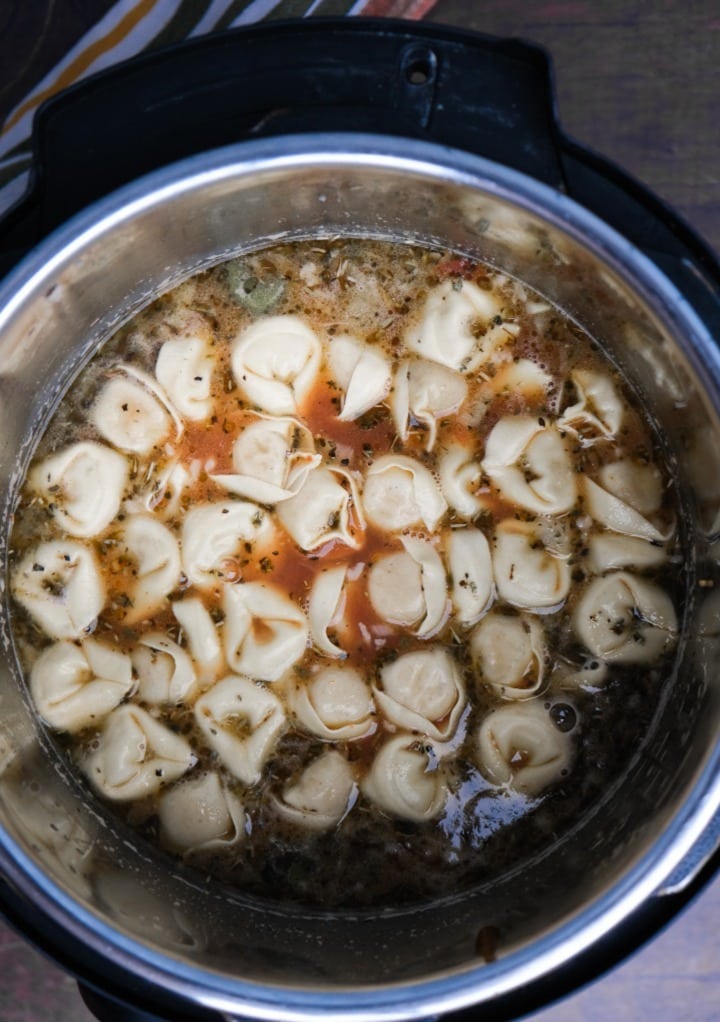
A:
<box><xmin>0</xmin><ymin>131</ymin><xmax>719</xmax><ymax>1022</ymax></box>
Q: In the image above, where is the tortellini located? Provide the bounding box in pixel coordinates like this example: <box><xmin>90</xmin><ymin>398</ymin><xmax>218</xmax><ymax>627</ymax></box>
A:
<box><xmin>132</xmin><ymin>634</ymin><xmax>196</xmax><ymax>704</ymax></box>
<box><xmin>130</xmin><ymin>459</ymin><xmax>190</xmax><ymax>520</ymax></box>
<box><xmin>374</xmin><ymin>649</ymin><xmax>466</xmax><ymax>742</ymax></box>
<box><xmin>328</xmin><ymin>334</ymin><xmax>392</xmax><ymax>421</ymax></box>
<box><xmin>30</xmin><ymin>638</ymin><xmax>133</xmax><ymax>732</ymax></box>
<box><xmin>277</xmin><ymin>466</ymin><xmax>364</xmax><ymax>551</ymax></box>
<box><xmin>474</xmin><ymin>702</ymin><xmax>575</xmax><ymax>796</ymax></box>
<box><xmin>587</xmin><ymin>534</ymin><xmax>667</xmax><ymax>572</ymax></box>
<box><xmin>13</xmin><ymin>541</ymin><xmax>105</xmax><ymax>639</ymax></box>
<box><xmin>9</xmin><ymin>238</ymin><xmax>683</xmax><ymax>901</ymax></box>
<box><xmin>28</xmin><ymin>441</ymin><xmax>128</xmax><ymax>538</ymax></box>
<box><xmin>212</xmin><ymin>415</ymin><xmax>321</xmax><ymax>504</ymax></box>
<box><xmin>583</xmin><ymin>477</ymin><xmax>668</xmax><ymax>543</ymax></box>
<box><xmin>482</xmin><ymin>416</ymin><xmax>576</xmax><ymax>515</ymax></box>
<box><xmin>289</xmin><ymin>665</ymin><xmax>375</xmax><ymax>741</ymax></box>
<box><xmin>573</xmin><ymin>572</ymin><xmax>678</xmax><ymax>663</ymax></box>
<box><xmin>362</xmin><ymin>455</ymin><xmax>447</xmax><ymax>532</ymax></box>
<box><xmin>223</xmin><ymin>582</ymin><xmax>308</xmax><ymax>682</ymax></box>
<box><xmin>159</xmin><ymin>771</ymin><xmax>246</xmax><ymax>855</ymax></box>
<box><xmin>194</xmin><ymin>674</ymin><xmax>286</xmax><ymax>785</ymax></box>
<box><xmin>172</xmin><ymin>597</ymin><xmax>224</xmax><ymax>684</ymax></box>
<box><xmin>470</xmin><ymin>612</ymin><xmax>546</xmax><ymax>699</ymax></box>
<box><xmin>559</xmin><ymin>369</ymin><xmax>623</xmax><ymax>440</ymax></box>
<box><xmin>273</xmin><ymin>750</ymin><xmax>357</xmax><ymax>831</ymax></box>
<box><xmin>308</xmin><ymin>566</ymin><xmax>348</xmax><ymax>658</ymax></box>
<box><xmin>438</xmin><ymin>444</ymin><xmax>485</xmax><ymax>519</ymax></box>
<box><xmin>404</xmin><ymin>279</ymin><xmax>501</xmax><ymax>371</ymax></box>
<box><xmin>155</xmin><ymin>331</ymin><xmax>215</xmax><ymax>422</ymax></box>
<box><xmin>598</xmin><ymin>459</ymin><xmax>663</xmax><ymax>516</ymax></box>
<box><xmin>84</xmin><ymin>705</ymin><xmax>195</xmax><ymax>801</ymax></box>
<box><xmin>492</xmin><ymin>520</ymin><xmax>571</xmax><ymax>610</ymax></box>
<box><xmin>231</xmin><ymin>314</ymin><xmax>321</xmax><ymax>414</ymax></box>
<box><xmin>181</xmin><ymin>501</ymin><xmax>274</xmax><ymax>587</ymax></box>
<box><xmin>362</xmin><ymin>734</ymin><xmax>448</xmax><ymax>822</ymax></box>
<box><xmin>367</xmin><ymin>537</ymin><xmax>448</xmax><ymax>637</ymax></box>
<box><xmin>91</xmin><ymin>370</ymin><xmax>176</xmax><ymax>454</ymax></box>
<box><xmin>446</xmin><ymin>527</ymin><xmax>493</xmax><ymax>626</ymax></box>
<box><xmin>392</xmin><ymin>358</ymin><xmax>467</xmax><ymax>450</ymax></box>
<box><xmin>117</xmin><ymin>514</ymin><xmax>181</xmax><ymax>624</ymax></box>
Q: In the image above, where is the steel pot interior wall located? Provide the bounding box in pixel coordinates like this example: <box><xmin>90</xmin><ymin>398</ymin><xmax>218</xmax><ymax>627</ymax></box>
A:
<box><xmin>0</xmin><ymin>137</ymin><xmax>719</xmax><ymax>1010</ymax></box>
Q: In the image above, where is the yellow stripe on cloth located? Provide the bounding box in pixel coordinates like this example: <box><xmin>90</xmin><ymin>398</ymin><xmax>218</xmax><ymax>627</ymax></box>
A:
<box><xmin>4</xmin><ymin>0</ymin><xmax>161</xmax><ymax>135</ymax></box>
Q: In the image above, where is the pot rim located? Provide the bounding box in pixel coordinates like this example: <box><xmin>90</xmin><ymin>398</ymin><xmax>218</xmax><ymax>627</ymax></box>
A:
<box><xmin>1</xmin><ymin>132</ymin><xmax>719</xmax><ymax>1020</ymax></box>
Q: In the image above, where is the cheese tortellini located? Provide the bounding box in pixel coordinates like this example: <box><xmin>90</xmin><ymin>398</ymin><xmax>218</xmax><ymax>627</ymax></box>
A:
<box><xmin>273</xmin><ymin>750</ymin><xmax>357</xmax><ymax>831</ymax></box>
<box><xmin>132</xmin><ymin>634</ymin><xmax>196</xmax><ymax>704</ymax></box>
<box><xmin>290</xmin><ymin>665</ymin><xmax>375</xmax><ymax>741</ymax></box>
<box><xmin>10</xmin><ymin>238</ymin><xmax>681</xmax><ymax>904</ymax></box>
<box><xmin>117</xmin><ymin>514</ymin><xmax>182</xmax><ymax>624</ymax></box>
<box><xmin>30</xmin><ymin>638</ymin><xmax>133</xmax><ymax>732</ymax></box>
<box><xmin>362</xmin><ymin>455</ymin><xmax>447</xmax><ymax>532</ymax></box>
<box><xmin>471</xmin><ymin>612</ymin><xmax>546</xmax><ymax>699</ymax></box>
<box><xmin>367</xmin><ymin>536</ymin><xmax>448</xmax><ymax>637</ymax></box>
<box><xmin>91</xmin><ymin>370</ymin><xmax>176</xmax><ymax>454</ymax></box>
<box><xmin>482</xmin><ymin>416</ymin><xmax>576</xmax><ymax>515</ymax></box>
<box><xmin>474</xmin><ymin>702</ymin><xmax>575</xmax><ymax>796</ymax></box>
<box><xmin>84</xmin><ymin>705</ymin><xmax>195</xmax><ymax>801</ymax></box>
<box><xmin>159</xmin><ymin>771</ymin><xmax>246</xmax><ymax>855</ymax></box>
<box><xmin>328</xmin><ymin>334</ymin><xmax>392</xmax><ymax>421</ymax></box>
<box><xmin>231</xmin><ymin>314</ymin><xmax>320</xmax><ymax>414</ymax></box>
<box><xmin>277</xmin><ymin>466</ymin><xmax>364</xmax><ymax>551</ymax></box>
<box><xmin>194</xmin><ymin>674</ymin><xmax>286</xmax><ymax>785</ymax></box>
<box><xmin>493</xmin><ymin>520</ymin><xmax>571</xmax><ymax>610</ymax></box>
<box><xmin>29</xmin><ymin>441</ymin><xmax>128</xmax><ymax>538</ymax></box>
<box><xmin>308</xmin><ymin>566</ymin><xmax>348</xmax><ymax>658</ymax></box>
<box><xmin>559</xmin><ymin>369</ymin><xmax>624</xmax><ymax>441</ymax></box>
<box><xmin>362</xmin><ymin>734</ymin><xmax>448</xmax><ymax>822</ymax></box>
<box><xmin>374</xmin><ymin>649</ymin><xmax>466</xmax><ymax>742</ymax></box>
<box><xmin>404</xmin><ymin>279</ymin><xmax>501</xmax><ymax>371</ymax></box>
<box><xmin>223</xmin><ymin>581</ymin><xmax>309</xmax><ymax>682</ymax></box>
<box><xmin>155</xmin><ymin>330</ymin><xmax>215</xmax><ymax>422</ymax></box>
<box><xmin>573</xmin><ymin>572</ymin><xmax>678</xmax><ymax>663</ymax></box>
<box><xmin>13</xmin><ymin>541</ymin><xmax>105</xmax><ymax>639</ymax></box>
<box><xmin>392</xmin><ymin>358</ymin><xmax>467</xmax><ymax>450</ymax></box>
<box><xmin>211</xmin><ymin>415</ymin><xmax>320</xmax><ymax>504</ymax></box>
<box><xmin>446</xmin><ymin>527</ymin><xmax>494</xmax><ymax>626</ymax></box>
<box><xmin>438</xmin><ymin>444</ymin><xmax>486</xmax><ymax>519</ymax></box>
<box><xmin>181</xmin><ymin>501</ymin><xmax>274</xmax><ymax>588</ymax></box>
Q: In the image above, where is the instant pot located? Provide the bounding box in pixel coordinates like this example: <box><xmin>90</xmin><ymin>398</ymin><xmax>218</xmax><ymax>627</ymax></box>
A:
<box><xmin>0</xmin><ymin>19</ymin><xmax>718</xmax><ymax>1022</ymax></box>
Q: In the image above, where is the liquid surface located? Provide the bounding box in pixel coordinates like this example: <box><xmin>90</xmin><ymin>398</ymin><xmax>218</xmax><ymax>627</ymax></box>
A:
<box><xmin>8</xmin><ymin>240</ymin><xmax>681</xmax><ymax>907</ymax></box>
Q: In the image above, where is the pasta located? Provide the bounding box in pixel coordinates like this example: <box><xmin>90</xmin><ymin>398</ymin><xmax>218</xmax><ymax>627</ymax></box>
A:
<box><xmin>84</xmin><ymin>704</ymin><xmax>195</xmax><ymax>801</ymax></box>
<box><xmin>194</xmin><ymin>674</ymin><xmax>286</xmax><ymax>785</ymax></box>
<box><xmin>8</xmin><ymin>239</ymin><xmax>681</xmax><ymax>909</ymax></box>
<box><xmin>470</xmin><ymin>612</ymin><xmax>546</xmax><ymax>699</ymax></box>
<box><xmin>231</xmin><ymin>314</ymin><xmax>320</xmax><ymax>415</ymax></box>
<box><xmin>28</xmin><ymin>441</ymin><xmax>128</xmax><ymax>538</ymax></box>
<box><xmin>474</xmin><ymin>702</ymin><xmax>575</xmax><ymax>796</ymax></box>
<box><xmin>289</xmin><ymin>664</ymin><xmax>374</xmax><ymax>741</ymax></box>
<box><xmin>159</xmin><ymin>771</ymin><xmax>246</xmax><ymax>855</ymax></box>
<box><xmin>273</xmin><ymin>750</ymin><xmax>357</xmax><ymax>831</ymax></box>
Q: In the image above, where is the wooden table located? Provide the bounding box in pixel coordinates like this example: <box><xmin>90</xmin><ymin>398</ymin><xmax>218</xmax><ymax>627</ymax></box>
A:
<box><xmin>0</xmin><ymin>1</ymin><xmax>718</xmax><ymax>1019</ymax></box>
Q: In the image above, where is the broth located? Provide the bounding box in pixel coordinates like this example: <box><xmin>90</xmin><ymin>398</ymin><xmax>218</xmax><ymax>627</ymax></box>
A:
<box><xmin>8</xmin><ymin>239</ymin><xmax>682</xmax><ymax>907</ymax></box>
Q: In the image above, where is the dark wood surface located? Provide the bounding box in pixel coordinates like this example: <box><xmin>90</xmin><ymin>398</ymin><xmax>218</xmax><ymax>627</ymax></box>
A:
<box><xmin>432</xmin><ymin>0</ymin><xmax>720</xmax><ymax>254</ymax></box>
<box><xmin>0</xmin><ymin>1</ymin><xmax>718</xmax><ymax>1019</ymax></box>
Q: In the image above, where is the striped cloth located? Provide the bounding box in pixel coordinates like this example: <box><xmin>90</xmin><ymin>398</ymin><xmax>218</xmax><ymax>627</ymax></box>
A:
<box><xmin>0</xmin><ymin>0</ymin><xmax>438</xmax><ymax>217</ymax></box>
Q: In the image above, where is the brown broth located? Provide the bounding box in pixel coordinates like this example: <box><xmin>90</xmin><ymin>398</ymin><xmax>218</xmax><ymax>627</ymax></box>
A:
<box><xmin>7</xmin><ymin>239</ymin><xmax>683</xmax><ymax>909</ymax></box>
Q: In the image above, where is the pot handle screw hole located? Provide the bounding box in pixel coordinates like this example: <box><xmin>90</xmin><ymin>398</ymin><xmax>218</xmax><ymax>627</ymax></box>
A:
<box><xmin>401</xmin><ymin>45</ymin><xmax>438</xmax><ymax>87</ymax></box>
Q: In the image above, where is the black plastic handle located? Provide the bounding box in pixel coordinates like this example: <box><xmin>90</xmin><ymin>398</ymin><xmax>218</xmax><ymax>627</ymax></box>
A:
<box><xmin>0</xmin><ymin>17</ymin><xmax>565</xmax><ymax>277</ymax></box>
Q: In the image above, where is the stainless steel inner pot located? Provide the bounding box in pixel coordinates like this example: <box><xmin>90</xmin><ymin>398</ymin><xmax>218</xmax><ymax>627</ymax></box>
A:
<box><xmin>0</xmin><ymin>134</ymin><xmax>719</xmax><ymax>1021</ymax></box>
